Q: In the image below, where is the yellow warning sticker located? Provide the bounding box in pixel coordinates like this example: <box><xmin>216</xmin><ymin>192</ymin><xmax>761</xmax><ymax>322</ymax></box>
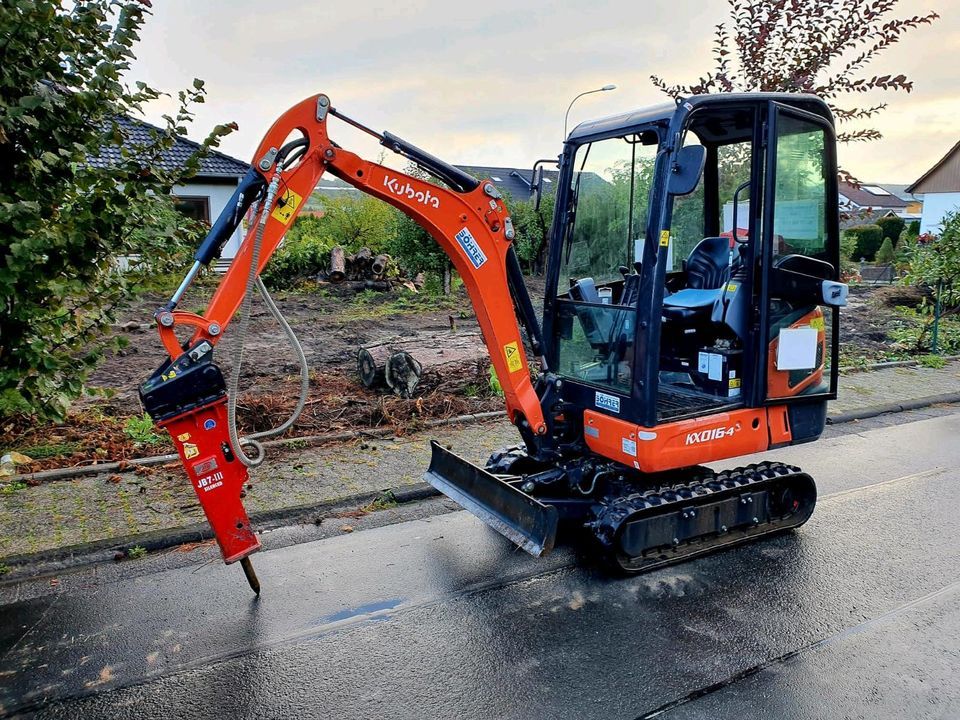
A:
<box><xmin>183</xmin><ymin>442</ymin><xmax>199</xmax><ymax>460</ymax></box>
<box><xmin>729</xmin><ymin>378</ymin><xmax>742</xmax><ymax>388</ymax></box>
<box><xmin>659</xmin><ymin>230</ymin><xmax>670</xmax><ymax>247</ymax></box>
<box><xmin>271</xmin><ymin>188</ymin><xmax>303</xmax><ymax>226</ymax></box>
<box><xmin>161</xmin><ymin>368</ymin><xmax>177</xmax><ymax>382</ymax></box>
<box><xmin>504</xmin><ymin>341</ymin><xmax>523</xmax><ymax>373</ymax></box>
<box><xmin>809</xmin><ymin>316</ymin><xmax>825</xmax><ymax>331</ymax></box>
<box><xmin>726</xmin><ymin>282</ymin><xmax>738</xmax><ymax>293</ymax></box>
<box><xmin>177</xmin><ymin>432</ymin><xmax>191</xmax><ymax>442</ymax></box>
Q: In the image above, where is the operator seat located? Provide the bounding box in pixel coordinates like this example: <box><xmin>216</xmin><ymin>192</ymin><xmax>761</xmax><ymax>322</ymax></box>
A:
<box><xmin>662</xmin><ymin>237</ymin><xmax>731</xmax><ymax>322</ymax></box>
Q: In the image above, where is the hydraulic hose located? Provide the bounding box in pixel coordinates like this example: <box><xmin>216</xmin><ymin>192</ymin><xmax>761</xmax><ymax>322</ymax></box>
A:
<box><xmin>226</xmin><ymin>172</ymin><xmax>310</xmax><ymax>468</ymax></box>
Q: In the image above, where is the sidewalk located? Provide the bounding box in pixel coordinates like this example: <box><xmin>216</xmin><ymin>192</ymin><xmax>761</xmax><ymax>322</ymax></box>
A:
<box><xmin>2</xmin><ymin>360</ymin><xmax>960</xmax><ymax>565</ymax></box>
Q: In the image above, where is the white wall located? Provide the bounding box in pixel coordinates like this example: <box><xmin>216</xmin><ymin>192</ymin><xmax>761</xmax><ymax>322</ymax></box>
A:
<box><xmin>919</xmin><ymin>192</ymin><xmax>960</xmax><ymax>235</ymax></box>
<box><xmin>173</xmin><ymin>179</ymin><xmax>244</xmax><ymax>259</ymax></box>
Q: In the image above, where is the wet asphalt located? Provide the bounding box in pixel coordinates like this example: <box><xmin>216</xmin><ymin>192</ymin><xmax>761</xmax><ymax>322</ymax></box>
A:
<box><xmin>2</xmin><ymin>410</ymin><xmax>960</xmax><ymax>719</ymax></box>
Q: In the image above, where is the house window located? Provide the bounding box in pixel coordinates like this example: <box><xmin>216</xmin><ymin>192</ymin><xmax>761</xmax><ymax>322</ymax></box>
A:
<box><xmin>173</xmin><ymin>195</ymin><xmax>211</xmax><ymax>224</ymax></box>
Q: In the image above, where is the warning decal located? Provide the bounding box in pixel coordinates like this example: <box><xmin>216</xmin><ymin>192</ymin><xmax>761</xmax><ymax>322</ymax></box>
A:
<box><xmin>504</xmin><ymin>341</ymin><xmax>523</xmax><ymax>373</ymax></box>
<box><xmin>271</xmin><ymin>188</ymin><xmax>303</xmax><ymax>226</ymax></box>
<box><xmin>659</xmin><ymin>230</ymin><xmax>670</xmax><ymax>247</ymax></box>
<box><xmin>183</xmin><ymin>442</ymin><xmax>199</xmax><ymax>460</ymax></box>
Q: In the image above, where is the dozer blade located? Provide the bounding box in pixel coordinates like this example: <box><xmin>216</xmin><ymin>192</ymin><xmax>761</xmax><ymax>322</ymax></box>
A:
<box><xmin>423</xmin><ymin>440</ymin><xmax>558</xmax><ymax>557</ymax></box>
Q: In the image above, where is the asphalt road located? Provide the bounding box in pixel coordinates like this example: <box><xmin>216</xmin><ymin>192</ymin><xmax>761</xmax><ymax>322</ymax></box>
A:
<box><xmin>2</xmin><ymin>410</ymin><xmax>960</xmax><ymax>719</ymax></box>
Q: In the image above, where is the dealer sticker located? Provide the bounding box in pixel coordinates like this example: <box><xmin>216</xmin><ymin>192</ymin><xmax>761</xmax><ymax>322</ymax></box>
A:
<box><xmin>595</xmin><ymin>391</ymin><xmax>621</xmax><ymax>414</ymax></box>
<box><xmin>455</xmin><ymin>227</ymin><xmax>487</xmax><ymax>269</ymax></box>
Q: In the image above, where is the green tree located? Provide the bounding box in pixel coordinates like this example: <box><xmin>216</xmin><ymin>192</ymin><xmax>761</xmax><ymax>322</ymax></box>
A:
<box><xmin>506</xmin><ymin>193</ymin><xmax>556</xmax><ymax>275</ymax></box>
<box><xmin>0</xmin><ymin>0</ymin><xmax>232</xmax><ymax>419</ymax></box>
<box><xmin>384</xmin><ymin>163</ymin><xmax>453</xmax><ymax>291</ymax></box>
<box><xmin>313</xmin><ymin>194</ymin><xmax>397</xmax><ymax>253</ymax></box>
<box><xmin>846</xmin><ymin>224</ymin><xmax>883</xmax><ymax>260</ymax></box>
<box><xmin>904</xmin><ymin>211</ymin><xmax>960</xmax><ymax>308</ymax></box>
<box><xmin>651</xmin><ymin>0</ymin><xmax>938</xmax><ymax>180</ymax></box>
<box><xmin>875</xmin><ymin>237</ymin><xmax>895</xmax><ymax>264</ymax></box>
<box><xmin>876</xmin><ymin>215</ymin><xmax>905</xmax><ymax>245</ymax></box>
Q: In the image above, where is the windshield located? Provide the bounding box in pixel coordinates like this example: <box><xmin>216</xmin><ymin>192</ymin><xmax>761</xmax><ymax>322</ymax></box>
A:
<box><xmin>558</xmin><ymin>131</ymin><xmax>660</xmax><ymax>294</ymax></box>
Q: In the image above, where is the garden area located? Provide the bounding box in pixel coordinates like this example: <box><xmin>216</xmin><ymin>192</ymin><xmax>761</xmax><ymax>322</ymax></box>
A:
<box><xmin>6</xmin><ymin>194</ymin><xmax>960</xmax><ymax>477</ymax></box>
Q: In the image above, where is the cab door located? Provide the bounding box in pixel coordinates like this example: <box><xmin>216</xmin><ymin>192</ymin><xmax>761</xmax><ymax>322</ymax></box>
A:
<box><xmin>759</xmin><ymin>103</ymin><xmax>842</xmax><ymax>403</ymax></box>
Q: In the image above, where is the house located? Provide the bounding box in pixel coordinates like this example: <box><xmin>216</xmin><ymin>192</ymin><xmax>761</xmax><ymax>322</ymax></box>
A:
<box><xmin>907</xmin><ymin>140</ymin><xmax>960</xmax><ymax>234</ymax></box>
<box><xmin>89</xmin><ymin>115</ymin><xmax>251</xmax><ymax>259</ymax></box>
<box><xmin>838</xmin><ymin>181</ymin><xmax>912</xmax><ymax>218</ymax></box>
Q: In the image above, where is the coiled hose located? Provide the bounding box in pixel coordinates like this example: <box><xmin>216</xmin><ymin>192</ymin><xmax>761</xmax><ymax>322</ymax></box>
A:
<box><xmin>226</xmin><ymin>173</ymin><xmax>310</xmax><ymax>468</ymax></box>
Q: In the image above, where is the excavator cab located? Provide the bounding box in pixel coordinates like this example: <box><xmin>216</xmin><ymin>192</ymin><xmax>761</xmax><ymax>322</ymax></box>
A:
<box><xmin>545</xmin><ymin>94</ymin><xmax>844</xmax><ymax>435</ymax></box>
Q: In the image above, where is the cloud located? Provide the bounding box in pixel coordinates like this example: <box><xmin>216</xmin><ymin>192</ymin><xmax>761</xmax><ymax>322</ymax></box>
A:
<box><xmin>128</xmin><ymin>0</ymin><xmax>951</xmax><ymax>182</ymax></box>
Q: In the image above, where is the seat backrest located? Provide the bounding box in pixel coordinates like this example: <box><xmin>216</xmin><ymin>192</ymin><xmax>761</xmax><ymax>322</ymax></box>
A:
<box><xmin>569</xmin><ymin>277</ymin><xmax>601</xmax><ymax>304</ymax></box>
<box><xmin>685</xmin><ymin>237</ymin><xmax>730</xmax><ymax>290</ymax></box>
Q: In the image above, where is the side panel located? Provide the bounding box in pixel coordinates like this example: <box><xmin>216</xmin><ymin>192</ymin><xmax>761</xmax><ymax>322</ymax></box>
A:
<box><xmin>583</xmin><ymin>407</ymin><xmax>791</xmax><ymax>472</ymax></box>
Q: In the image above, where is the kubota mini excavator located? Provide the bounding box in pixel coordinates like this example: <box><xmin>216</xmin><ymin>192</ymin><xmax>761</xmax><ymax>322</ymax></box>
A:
<box><xmin>140</xmin><ymin>92</ymin><xmax>847</xmax><ymax>592</ymax></box>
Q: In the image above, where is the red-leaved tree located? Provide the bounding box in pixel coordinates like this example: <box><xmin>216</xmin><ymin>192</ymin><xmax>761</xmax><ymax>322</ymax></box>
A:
<box><xmin>651</xmin><ymin>0</ymin><xmax>938</xmax><ymax>170</ymax></box>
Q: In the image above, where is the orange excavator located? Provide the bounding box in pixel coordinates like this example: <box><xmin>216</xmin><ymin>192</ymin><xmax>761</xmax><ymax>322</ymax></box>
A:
<box><xmin>140</xmin><ymin>93</ymin><xmax>847</xmax><ymax>592</ymax></box>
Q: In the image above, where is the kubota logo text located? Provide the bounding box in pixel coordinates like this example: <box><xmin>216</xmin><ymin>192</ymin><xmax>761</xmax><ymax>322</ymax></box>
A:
<box><xmin>685</xmin><ymin>426</ymin><xmax>737</xmax><ymax>445</ymax></box>
<box><xmin>383</xmin><ymin>176</ymin><xmax>440</xmax><ymax>208</ymax></box>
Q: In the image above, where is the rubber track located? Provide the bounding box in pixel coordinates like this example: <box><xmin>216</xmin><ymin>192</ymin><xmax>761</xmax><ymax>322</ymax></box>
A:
<box><xmin>593</xmin><ymin>461</ymin><xmax>815</xmax><ymax>574</ymax></box>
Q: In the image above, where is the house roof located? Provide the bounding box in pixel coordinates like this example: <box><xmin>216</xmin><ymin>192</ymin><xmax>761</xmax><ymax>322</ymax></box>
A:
<box><xmin>839</xmin><ymin>208</ymin><xmax>898</xmax><ymax>230</ymax></box>
<box><xmin>838</xmin><ymin>181</ymin><xmax>908</xmax><ymax>209</ymax></box>
<box><xmin>874</xmin><ymin>183</ymin><xmax>920</xmax><ymax>203</ymax></box>
<box><xmin>88</xmin><ymin>115</ymin><xmax>250</xmax><ymax>179</ymax></box>
<box><xmin>454</xmin><ymin>165</ymin><xmax>563</xmax><ymax>200</ymax></box>
<box><xmin>309</xmin><ymin>164</ymin><xmax>609</xmax><ymax>204</ymax></box>
<box><xmin>907</xmin><ymin>140</ymin><xmax>960</xmax><ymax>195</ymax></box>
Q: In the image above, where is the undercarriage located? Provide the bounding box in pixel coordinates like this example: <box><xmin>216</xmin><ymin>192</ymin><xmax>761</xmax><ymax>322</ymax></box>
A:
<box><xmin>426</xmin><ymin>442</ymin><xmax>816</xmax><ymax>572</ymax></box>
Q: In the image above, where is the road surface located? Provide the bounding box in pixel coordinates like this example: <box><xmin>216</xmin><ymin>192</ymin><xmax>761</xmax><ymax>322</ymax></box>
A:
<box><xmin>2</xmin><ymin>410</ymin><xmax>959</xmax><ymax>719</ymax></box>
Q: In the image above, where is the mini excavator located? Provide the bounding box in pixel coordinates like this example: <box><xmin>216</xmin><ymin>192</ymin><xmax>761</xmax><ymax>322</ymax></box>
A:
<box><xmin>140</xmin><ymin>93</ymin><xmax>847</xmax><ymax>592</ymax></box>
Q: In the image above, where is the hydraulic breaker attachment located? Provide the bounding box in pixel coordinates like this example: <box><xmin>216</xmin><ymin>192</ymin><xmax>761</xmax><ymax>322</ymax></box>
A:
<box><xmin>140</xmin><ymin>347</ymin><xmax>261</xmax><ymax>592</ymax></box>
<box><xmin>157</xmin><ymin>398</ymin><xmax>260</xmax><ymax>566</ymax></box>
<box><xmin>423</xmin><ymin>441</ymin><xmax>558</xmax><ymax>556</ymax></box>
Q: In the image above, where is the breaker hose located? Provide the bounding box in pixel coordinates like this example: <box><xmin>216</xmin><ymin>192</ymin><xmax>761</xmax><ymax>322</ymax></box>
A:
<box><xmin>226</xmin><ymin>171</ymin><xmax>310</xmax><ymax>468</ymax></box>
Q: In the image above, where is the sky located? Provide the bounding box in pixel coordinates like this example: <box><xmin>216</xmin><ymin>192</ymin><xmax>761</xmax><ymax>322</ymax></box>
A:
<box><xmin>127</xmin><ymin>0</ymin><xmax>958</xmax><ymax>184</ymax></box>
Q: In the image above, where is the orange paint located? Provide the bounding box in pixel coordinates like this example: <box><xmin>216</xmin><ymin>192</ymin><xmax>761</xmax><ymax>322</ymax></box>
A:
<box><xmin>157</xmin><ymin>93</ymin><xmax>545</xmax><ymax>434</ymax></box>
<box><xmin>583</xmin><ymin>405</ymin><xmax>792</xmax><ymax>473</ymax></box>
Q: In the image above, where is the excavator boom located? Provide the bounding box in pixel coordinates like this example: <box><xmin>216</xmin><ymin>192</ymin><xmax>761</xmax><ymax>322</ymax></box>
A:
<box><xmin>139</xmin><ymin>94</ymin><xmax>556</xmax><ymax>585</ymax></box>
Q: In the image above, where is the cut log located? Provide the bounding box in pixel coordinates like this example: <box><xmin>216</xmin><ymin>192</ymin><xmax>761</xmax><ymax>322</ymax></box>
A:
<box><xmin>329</xmin><ymin>246</ymin><xmax>346</xmax><ymax>282</ymax></box>
<box><xmin>385</xmin><ymin>351</ymin><xmax>423</xmax><ymax>398</ymax></box>
<box><xmin>372</xmin><ymin>254</ymin><xmax>390</xmax><ymax>276</ymax></box>
<box><xmin>357</xmin><ymin>333</ymin><xmax>489</xmax><ymax>394</ymax></box>
<box><xmin>357</xmin><ymin>346</ymin><xmax>391</xmax><ymax>389</ymax></box>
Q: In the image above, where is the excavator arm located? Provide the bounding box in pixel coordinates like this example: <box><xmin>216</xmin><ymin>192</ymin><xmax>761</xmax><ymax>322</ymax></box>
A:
<box><xmin>139</xmin><ymin>95</ymin><xmax>554</xmax><ymax>587</ymax></box>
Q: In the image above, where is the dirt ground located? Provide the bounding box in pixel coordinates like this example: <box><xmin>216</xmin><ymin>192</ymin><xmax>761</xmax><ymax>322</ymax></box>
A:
<box><xmin>4</xmin><ymin>281</ymin><xmax>510</xmax><ymax>473</ymax></box>
<box><xmin>0</xmin><ymin>279</ymin><xmax>922</xmax><ymax>473</ymax></box>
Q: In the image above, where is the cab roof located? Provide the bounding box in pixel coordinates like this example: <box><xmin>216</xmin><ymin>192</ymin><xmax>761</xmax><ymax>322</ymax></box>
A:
<box><xmin>567</xmin><ymin>92</ymin><xmax>834</xmax><ymax>144</ymax></box>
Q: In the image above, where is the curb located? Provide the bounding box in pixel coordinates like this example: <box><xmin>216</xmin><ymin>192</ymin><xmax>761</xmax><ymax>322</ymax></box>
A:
<box><xmin>4</xmin><ymin>393</ymin><xmax>960</xmax><ymax>580</ymax></box>
<box><xmin>0</xmin><ymin>483</ymin><xmax>441</xmax><ymax>583</ymax></box>
<box><xmin>826</xmin><ymin>391</ymin><xmax>960</xmax><ymax>424</ymax></box>
<box><xmin>839</xmin><ymin>354</ymin><xmax>960</xmax><ymax>375</ymax></box>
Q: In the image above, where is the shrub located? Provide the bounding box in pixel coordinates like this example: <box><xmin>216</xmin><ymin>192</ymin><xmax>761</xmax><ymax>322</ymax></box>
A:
<box><xmin>846</xmin><ymin>224</ymin><xmax>884</xmax><ymax>261</ymax></box>
<box><xmin>876</xmin><ymin>215</ymin><xmax>905</xmax><ymax>245</ymax></box>
<box><xmin>876</xmin><ymin>237</ymin><xmax>896</xmax><ymax>264</ymax></box>
<box><xmin>261</xmin><ymin>217</ymin><xmax>333</xmax><ymax>289</ymax></box>
<box><xmin>909</xmin><ymin>220</ymin><xmax>921</xmax><ymax>235</ymax></box>
<box><xmin>903</xmin><ymin>210</ymin><xmax>960</xmax><ymax>308</ymax></box>
<box><xmin>0</xmin><ymin>1</ymin><xmax>232</xmax><ymax>420</ymax></box>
